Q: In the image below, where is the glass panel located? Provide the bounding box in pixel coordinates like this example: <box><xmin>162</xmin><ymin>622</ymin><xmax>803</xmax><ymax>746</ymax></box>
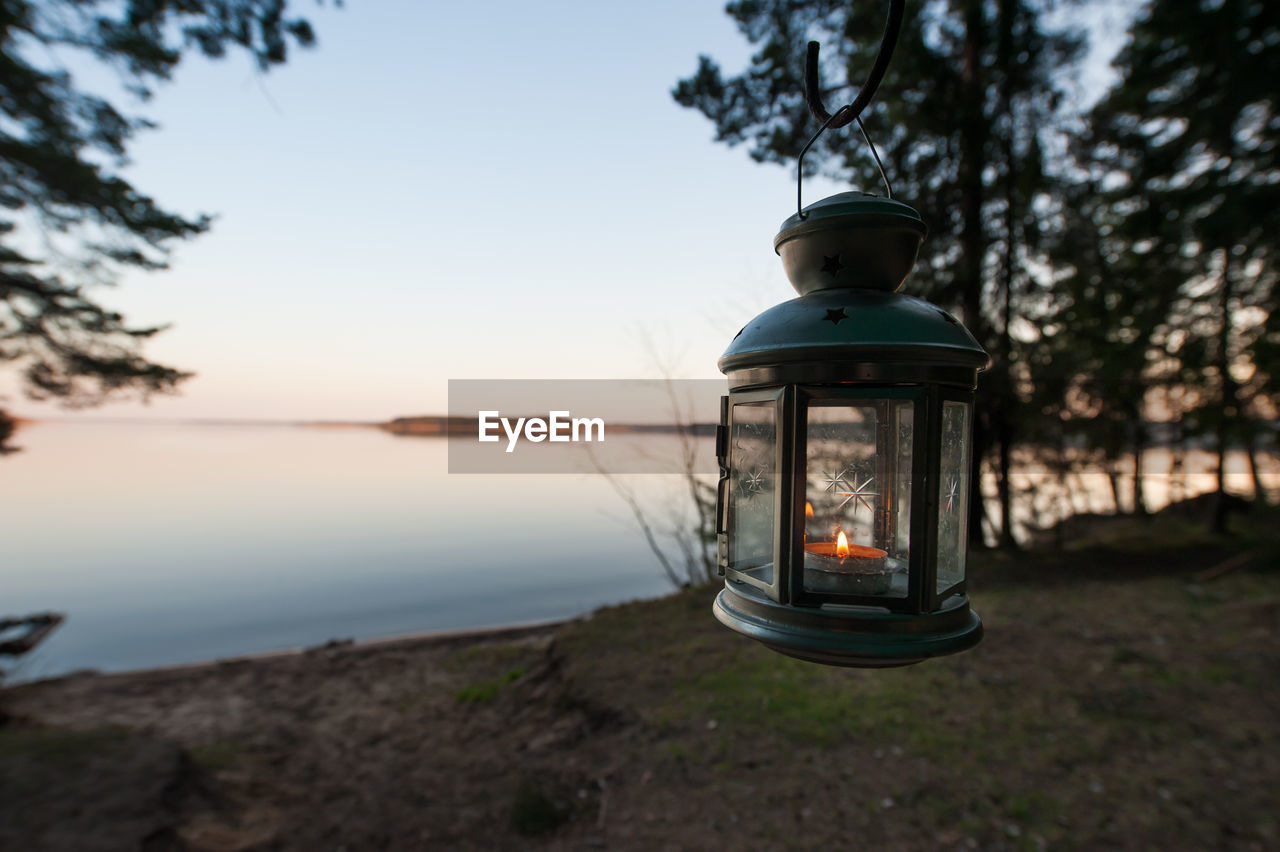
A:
<box><xmin>729</xmin><ymin>402</ymin><xmax>776</xmax><ymax>585</ymax></box>
<box><xmin>803</xmin><ymin>401</ymin><xmax>912</xmax><ymax>598</ymax></box>
<box><xmin>937</xmin><ymin>400</ymin><xmax>972</xmax><ymax>595</ymax></box>
<box><xmin>894</xmin><ymin>401</ymin><xmax>914</xmax><ymax>556</ymax></box>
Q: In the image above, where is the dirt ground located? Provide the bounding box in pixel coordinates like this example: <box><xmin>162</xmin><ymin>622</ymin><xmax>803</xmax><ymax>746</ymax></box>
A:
<box><xmin>3</xmin><ymin>518</ymin><xmax>1278</xmax><ymax>851</ymax></box>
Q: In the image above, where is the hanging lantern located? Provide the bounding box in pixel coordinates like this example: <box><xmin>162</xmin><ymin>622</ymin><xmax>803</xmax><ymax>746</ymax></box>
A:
<box><xmin>713</xmin><ymin>191</ymin><xmax>989</xmax><ymax>667</ymax></box>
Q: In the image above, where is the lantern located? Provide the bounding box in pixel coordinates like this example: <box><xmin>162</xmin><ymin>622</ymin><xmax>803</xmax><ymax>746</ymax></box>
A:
<box><xmin>713</xmin><ymin>192</ymin><xmax>988</xmax><ymax>667</ymax></box>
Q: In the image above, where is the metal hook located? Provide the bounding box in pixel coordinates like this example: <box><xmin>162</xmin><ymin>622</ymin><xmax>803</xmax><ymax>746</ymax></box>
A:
<box><xmin>803</xmin><ymin>0</ymin><xmax>905</xmax><ymax>130</ymax></box>
<box><xmin>796</xmin><ymin>0</ymin><xmax>904</xmax><ymax>218</ymax></box>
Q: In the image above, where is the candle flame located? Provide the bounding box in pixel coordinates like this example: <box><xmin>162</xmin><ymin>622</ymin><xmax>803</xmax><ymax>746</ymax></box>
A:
<box><xmin>805</xmin><ymin>501</ymin><xmax>814</xmax><ymax>519</ymax></box>
<box><xmin>836</xmin><ymin>530</ymin><xmax>850</xmax><ymax>558</ymax></box>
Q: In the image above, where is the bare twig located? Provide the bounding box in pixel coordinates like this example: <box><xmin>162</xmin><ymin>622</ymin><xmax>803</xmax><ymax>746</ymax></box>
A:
<box><xmin>595</xmin><ymin>779</ymin><xmax>609</xmax><ymax>829</ymax></box>
<box><xmin>596</xmin><ymin>461</ymin><xmax>685</xmax><ymax>589</ymax></box>
<box><xmin>1193</xmin><ymin>549</ymin><xmax>1264</xmax><ymax>583</ymax></box>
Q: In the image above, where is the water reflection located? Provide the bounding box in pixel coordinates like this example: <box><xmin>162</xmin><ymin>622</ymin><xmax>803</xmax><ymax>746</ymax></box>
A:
<box><xmin>2</xmin><ymin>422</ymin><xmax>678</xmax><ymax>680</ymax></box>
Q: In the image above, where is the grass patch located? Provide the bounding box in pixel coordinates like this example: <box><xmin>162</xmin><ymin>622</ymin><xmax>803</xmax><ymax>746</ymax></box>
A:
<box><xmin>1005</xmin><ymin>788</ymin><xmax>1063</xmax><ymax>824</ymax></box>
<box><xmin>665</xmin><ymin>649</ymin><xmax>983</xmax><ymax>757</ymax></box>
<box><xmin>448</xmin><ymin>642</ymin><xmax>540</xmax><ymax>672</ymax></box>
<box><xmin>678</xmin><ymin>655</ymin><xmax>854</xmax><ymax>745</ymax></box>
<box><xmin>188</xmin><ymin>740</ymin><xmax>242</xmax><ymax>771</ymax></box>
<box><xmin>0</xmin><ymin>724</ymin><xmax>179</xmax><ymax>843</ymax></box>
<box><xmin>0</xmin><ymin>726</ymin><xmax>124</xmax><ymax>767</ymax></box>
<box><xmin>455</xmin><ymin>667</ymin><xmax>525</xmax><ymax>705</ymax></box>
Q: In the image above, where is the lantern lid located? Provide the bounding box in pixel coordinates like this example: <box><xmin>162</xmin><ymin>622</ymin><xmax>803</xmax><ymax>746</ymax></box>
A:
<box><xmin>719</xmin><ymin>288</ymin><xmax>990</xmax><ymax>387</ymax></box>
<box><xmin>774</xmin><ymin>192</ymin><xmax>927</xmax><ymax>296</ymax></box>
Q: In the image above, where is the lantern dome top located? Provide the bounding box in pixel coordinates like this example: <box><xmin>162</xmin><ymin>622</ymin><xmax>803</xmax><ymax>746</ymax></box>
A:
<box><xmin>719</xmin><ymin>288</ymin><xmax>989</xmax><ymax>388</ymax></box>
<box><xmin>774</xmin><ymin>192</ymin><xmax>927</xmax><ymax>296</ymax></box>
<box><xmin>776</xmin><ymin>192</ymin><xmax>925</xmax><ymax>234</ymax></box>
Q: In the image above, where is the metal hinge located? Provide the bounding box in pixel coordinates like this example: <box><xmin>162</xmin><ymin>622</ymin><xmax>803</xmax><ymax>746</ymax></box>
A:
<box><xmin>716</xmin><ymin>395</ymin><xmax>729</xmax><ymax>575</ymax></box>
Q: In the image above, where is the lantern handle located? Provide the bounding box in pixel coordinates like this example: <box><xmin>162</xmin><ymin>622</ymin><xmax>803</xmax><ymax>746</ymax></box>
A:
<box><xmin>797</xmin><ymin>111</ymin><xmax>894</xmax><ymax>217</ymax></box>
<box><xmin>797</xmin><ymin>0</ymin><xmax>904</xmax><ymax>219</ymax></box>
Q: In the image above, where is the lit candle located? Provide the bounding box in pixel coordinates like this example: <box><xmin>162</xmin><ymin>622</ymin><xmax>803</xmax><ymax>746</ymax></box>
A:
<box><xmin>803</xmin><ymin>530</ymin><xmax>892</xmax><ymax>594</ymax></box>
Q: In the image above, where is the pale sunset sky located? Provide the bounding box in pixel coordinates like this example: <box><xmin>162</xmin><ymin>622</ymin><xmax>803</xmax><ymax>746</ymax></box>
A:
<box><xmin>3</xmin><ymin>1</ymin><xmax>1131</xmax><ymax>423</ymax></box>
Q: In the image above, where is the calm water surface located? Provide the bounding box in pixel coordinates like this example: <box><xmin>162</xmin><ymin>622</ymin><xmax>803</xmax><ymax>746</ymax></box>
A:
<box><xmin>2</xmin><ymin>422</ymin><xmax>681</xmax><ymax>680</ymax></box>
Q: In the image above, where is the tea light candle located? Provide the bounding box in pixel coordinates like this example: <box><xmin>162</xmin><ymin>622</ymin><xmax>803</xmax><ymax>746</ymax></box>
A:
<box><xmin>803</xmin><ymin>530</ymin><xmax>892</xmax><ymax>594</ymax></box>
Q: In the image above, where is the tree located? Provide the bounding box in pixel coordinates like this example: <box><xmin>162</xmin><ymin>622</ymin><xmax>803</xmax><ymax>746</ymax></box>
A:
<box><xmin>1033</xmin><ymin>172</ymin><xmax>1182</xmax><ymax>519</ymax></box>
<box><xmin>1</xmin><ymin>0</ymin><xmax>321</xmax><ymax>409</ymax></box>
<box><xmin>1080</xmin><ymin>0</ymin><xmax>1279</xmax><ymax>528</ymax></box>
<box><xmin>674</xmin><ymin>0</ymin><xmax>1083</xmax><ymax>546</ymax></box>
<box><xmin>0</xmin><ymin>406</ymin><xmax>15</xmax><ymax>453</ymax></box>
<box><xmin>596</xmin><ymin>344</ymin><xmax>720</xmax><ymax>589</ymax></box>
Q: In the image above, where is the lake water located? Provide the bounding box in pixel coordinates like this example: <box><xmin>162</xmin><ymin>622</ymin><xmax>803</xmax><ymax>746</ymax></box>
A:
<box><xmin>2</xmin><ymin>422</ymin><xmax>684</xmax><ymax>681</ymax></box>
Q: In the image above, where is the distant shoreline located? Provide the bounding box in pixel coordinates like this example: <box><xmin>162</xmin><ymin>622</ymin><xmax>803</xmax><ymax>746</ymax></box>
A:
<box><xmin>12</xmin><ymin>416</ymin><xmax>382</xmax><ymax>429</ymax></box>
<box><xmin>13</xmin><ymin>615</ymin><xmax>573</xmax><ymax>688</ymax></box>
<box><xmin>11</xmin><ymin>416</ymin><xmax>717</xmax><ymax>435</ymax></box>
<box><xmin>381</xmin><ymin>415</ymin><xmax>717</xmax><ymax>437</ymax></box>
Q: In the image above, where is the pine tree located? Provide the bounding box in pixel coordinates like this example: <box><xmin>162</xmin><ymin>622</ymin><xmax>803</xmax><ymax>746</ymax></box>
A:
<box><xmin>1</xmin><ymin>0</ymin><xmax>320</xmax><ymax>407</ymax></box>
<box><xmin>1082</xmin><ymin>0</ymin><xmax>1279</xmax><ymax>526</ymax></box>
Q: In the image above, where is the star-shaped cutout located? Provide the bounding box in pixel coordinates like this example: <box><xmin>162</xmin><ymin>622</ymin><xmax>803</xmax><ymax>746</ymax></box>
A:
<box><xmin>741</xmin><ymin>468</ymin><xmax>766</xmax><ymax>500</ymax></box>
<box><xmin>835</xmin><ymin>475</ymin><xmax>878</xmax><ymax>515</ymax></box>
<box><xmin>821</xmin><ymin>254</ymin><xmax>845</xmax><ymax>276</ymax></box>
<box><xmin>824</xmin><ymin>307</ymin><xmax>848</xmax><ymax>325</ymax></box>
<box><xmin>822</xmin><ymin>468</ymin><xmax>851</xmax><ymax>494</ymax></box>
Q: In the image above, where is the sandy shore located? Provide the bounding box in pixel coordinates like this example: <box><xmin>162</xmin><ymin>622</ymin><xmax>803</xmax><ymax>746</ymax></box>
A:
<box><xmin>19</xmin><ymin>616</ymin><xmax>576</xmax><ymax>687</ymax></box>
<box><xmin>3</xmin><ymin>537</ymin><xmax>1278</xmax><ymax>850</ymax></box>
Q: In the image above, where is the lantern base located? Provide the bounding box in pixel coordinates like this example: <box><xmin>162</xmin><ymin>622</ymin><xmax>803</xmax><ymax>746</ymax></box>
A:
<box><xmin>713</xmin><ymin>581</ymin><xmax>982</xmax><ymax>668</ymax></box>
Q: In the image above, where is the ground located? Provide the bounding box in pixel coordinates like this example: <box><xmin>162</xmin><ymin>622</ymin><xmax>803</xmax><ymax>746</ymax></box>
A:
<box><xmin>2</xmin><ymin>511</ymin><xmax>1278</xmax><ymax>851</ymax></box>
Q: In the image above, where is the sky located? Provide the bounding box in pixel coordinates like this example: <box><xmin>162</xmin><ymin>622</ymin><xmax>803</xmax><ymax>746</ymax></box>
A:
<box><xmin>4</xmin><ymin>0</ymin><xmax>1133</xmax><ymax>423</ymax></box>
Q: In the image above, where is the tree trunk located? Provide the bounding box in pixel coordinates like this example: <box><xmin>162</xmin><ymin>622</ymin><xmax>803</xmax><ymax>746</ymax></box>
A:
<box><xmin>1213</xmin><ymin>427</ymin><xmax>1229</xmax><ymax>534</ymax></box>
<box><xmin>1133</xmin><ymin>440</ymin><xmax>1149</xmax><ymax>517</ymax></box>
<box><xmin>959</xmin><ymin>0</ymin><xmax>990</xmax><ymax>549</ymax></box>
<box><xmin>1212</xmin><ymin>253</ymin><xmax>1238</xmax><ymax>535</ymax></box>
<box><xmin>1168</xmin><ymin>413</ymin><xmax>1186</xmax><ymax>507</ymax></box>
<box><xmin>0</xmin><ymin>409</ymin><xmax>13</xmax><ymax>453</ymax></box>
<box><xmin>989</xmin><ymin>0</ymin><xmax>1021</xmax><ymax>551</ymax></box>
<box><xmin>1107</xmin><ymin>468</ymin><xmax>1122</xmax><ymax>514</ymax></box>
<box><xmin>1170</xmin><ymin>448</ymin><xmax>1184</xmax><ymax>506</ymax></box>
<box><xmin>970</xmin><ymin>413</ymin><xmax>990</xmax><ymax>548</ymax></box>
<box><xmin>1247</xmin><ymin>432</ymin><xmax>1270</xmax><ymax>507</ymax></box>
<box><xmin>998</xmin><ymin>418</ymin><xmax>1018</xmax><ymax>547</ymax></box>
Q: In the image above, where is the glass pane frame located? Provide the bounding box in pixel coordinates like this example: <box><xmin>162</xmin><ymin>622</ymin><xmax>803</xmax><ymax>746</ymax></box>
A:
<box><xmin>723</xmin><ymin>386</ymin><xmax>792</xmax><ymax>603</ymax></box>
<box><xmin>790</xmin><ymin>386</ymin><xmax>930</xmax><ymax>613</ymax></box>
<box><xmin>928</xmin><ymin>387</ymin><xmax>975</xmax><ymax>609</ymax></box>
